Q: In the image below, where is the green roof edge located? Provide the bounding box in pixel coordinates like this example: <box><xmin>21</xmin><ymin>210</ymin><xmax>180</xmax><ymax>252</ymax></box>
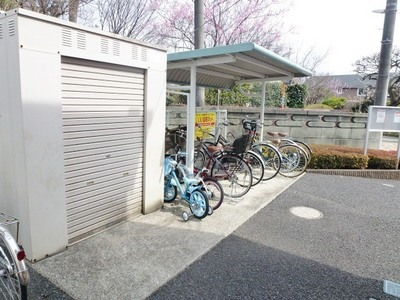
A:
<box><xmin>167</xmin><ymin>42</ymin><xmax>313</xmax><ymax>77</ymax></box>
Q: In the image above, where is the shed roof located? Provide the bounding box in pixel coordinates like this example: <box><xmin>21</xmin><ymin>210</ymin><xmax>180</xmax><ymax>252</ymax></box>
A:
<box><xmin>167</xmin><ymin>42</ymin><xmax>313</xmax><ymax>89</ymax></box>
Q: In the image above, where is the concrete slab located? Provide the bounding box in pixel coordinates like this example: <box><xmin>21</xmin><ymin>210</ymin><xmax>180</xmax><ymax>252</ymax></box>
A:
<box><xmin>31</xmin><ymin>175</ymin><xmax>299</xmax><ymax>300</ymax></box>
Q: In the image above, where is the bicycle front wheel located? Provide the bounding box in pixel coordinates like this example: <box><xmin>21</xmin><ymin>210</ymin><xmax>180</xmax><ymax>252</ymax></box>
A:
<box><xmin>202</xmin><ymin>177</ymin><xmax>224</xmax><ymax>210</ymax></box>
<box><xmin>164</xmin><ymin>176</ymin><xmax>177</xmax><ymax>202</ymax></box>
<box><xmin>189</xmin><ymin>189</ymin><xmax>209</xmax><ymax>219</ymax></box>
<box><xmin>211</xmin><ymin>154</ymin><xmax>252</xmax><ymax>198</ymax></box>
<box><xmin>0</xmin><ymin>228</ymin><xmax>29</xmax><ymax>300</ymax></box>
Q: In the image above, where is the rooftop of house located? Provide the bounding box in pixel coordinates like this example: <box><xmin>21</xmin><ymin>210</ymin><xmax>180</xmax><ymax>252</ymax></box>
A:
<box><xmin>306</xmin><ymin>74</ymin><xmax>376</xmax><ymax>89</ymax></box>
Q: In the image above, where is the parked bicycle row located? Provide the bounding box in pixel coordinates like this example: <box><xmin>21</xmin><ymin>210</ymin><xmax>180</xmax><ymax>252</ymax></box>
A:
<box><xmin>164</xmin><ymin>118</ymin><xmax>312</xmax><ymax>221</ymax></box>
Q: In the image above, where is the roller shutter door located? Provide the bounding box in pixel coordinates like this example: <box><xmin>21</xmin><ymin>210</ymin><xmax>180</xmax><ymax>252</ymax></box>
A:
<box><xmin>61</xmin><ymin>57</ymin><xmax>144</xmax><ymax>242</ymax></box>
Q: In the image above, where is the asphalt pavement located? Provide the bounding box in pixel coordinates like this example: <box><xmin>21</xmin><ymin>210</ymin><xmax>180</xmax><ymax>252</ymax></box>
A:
<box><xmin>149</xmin><ymin>173</ymin><xmax>400</xmax><ymax>299</ymax></box>
<box><xmin>28</xmin><ymin>173</ymin><xmax>400</xmax><ymax>299</ymax></box>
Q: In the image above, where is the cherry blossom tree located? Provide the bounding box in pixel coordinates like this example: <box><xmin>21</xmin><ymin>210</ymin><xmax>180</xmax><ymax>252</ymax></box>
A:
<box><xmin>152</xmin><ymin>0</ymin><xmax>292</xmax><ymax>55</ymax></box>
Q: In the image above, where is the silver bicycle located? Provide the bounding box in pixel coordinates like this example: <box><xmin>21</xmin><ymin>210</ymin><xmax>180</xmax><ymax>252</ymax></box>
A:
<box><xmin>0</xmin><ymin>212</ymin><xmax>30</xmax><ymax>300</ymax></box>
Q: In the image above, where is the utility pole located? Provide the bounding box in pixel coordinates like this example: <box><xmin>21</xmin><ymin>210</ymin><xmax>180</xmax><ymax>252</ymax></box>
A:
<box><xmin>375</xmin><ymin>0</ymin><xmax>398</xmax><ymax>106</ymax></box>
<box><xmin>194</xmin><ymin>0</ymin><xmax>205</xmax><ymax>107</ymax></box>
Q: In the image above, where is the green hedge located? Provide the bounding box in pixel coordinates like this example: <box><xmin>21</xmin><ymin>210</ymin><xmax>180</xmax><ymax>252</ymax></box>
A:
<box><xmin>308</xmin><ymin>144</ymin><xmax>399</xmax><ymax>169</ymax></box>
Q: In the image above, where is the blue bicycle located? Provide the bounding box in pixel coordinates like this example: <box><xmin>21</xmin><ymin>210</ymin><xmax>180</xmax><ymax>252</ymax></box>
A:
<box><xmin>164</xmin><ymin>153</ymin><xmax>211</xmax><ymax>221</ymax></box>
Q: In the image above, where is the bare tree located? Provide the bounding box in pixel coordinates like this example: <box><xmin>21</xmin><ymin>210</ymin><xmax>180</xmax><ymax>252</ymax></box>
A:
<box><xmin>95</xmin><ymin>0</ymin><xmax>161</xmax><ymax>40</ymax></box>
<box><xmin>303</xmin><ymin>76</ymin><xmax>343</xmax><ymax>105</ymax></box>
<box><xmin>354</xmin><ymin>48</ymin><xmax>400</xmax><ymax>107</ymax></box>
<box><xmin>68</xmin><ymin>0</ymin><xmax>78</xmax><ymax>21</ymax></box>
<box><xmin>19</xmin><ymin>0</ymin><xmax>69</xmax><ymax>17</ymax></box>
<box><xmin>13</xmin><ymin>0</ymin><xmax>92</xmax><ymax>22</ymax></box>
<box><xmin>289</xmin><ymin>46</ymin><xmax>329</xmax><ymax>74</ymax></box>
<box><xmin>0</xmin><ymin>0</ymin><xmax>18</xmax><ymax>10</ymax></box>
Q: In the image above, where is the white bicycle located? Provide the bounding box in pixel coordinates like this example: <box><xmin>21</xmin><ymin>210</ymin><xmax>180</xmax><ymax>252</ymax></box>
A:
<box><xmin>0</xmin><ymin>212</ymin><xmax>30</xmax><ymax>300</ymax></box>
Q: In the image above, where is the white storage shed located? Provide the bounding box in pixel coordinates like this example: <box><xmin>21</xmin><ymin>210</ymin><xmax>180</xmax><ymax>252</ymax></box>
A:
<box><xmin>0</xmin><ymin>9</ymin><xmax>166</xmax><ymax>261</ymax></box>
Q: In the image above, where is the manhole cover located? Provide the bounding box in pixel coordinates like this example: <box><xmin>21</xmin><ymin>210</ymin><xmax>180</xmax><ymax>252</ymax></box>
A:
<box><xmin>290</xmin><ymin>206</ymin><xmax>323</xmax><ymax>219</ymax></box>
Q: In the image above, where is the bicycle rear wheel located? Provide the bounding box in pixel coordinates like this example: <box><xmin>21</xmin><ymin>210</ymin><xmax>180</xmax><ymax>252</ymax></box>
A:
<box><xmin>211</xmin><ymin>154</ymin><xmax>252</xmax><ymax>198</ymax></box>
<box><xmin>189</xmin><ymin>189</ymin><xmax>209</xmax><ymax>219</ymax></box>
<box><xmin>0</xmin><ymin>227</ymin><xmax>29</xmax><ymax>300</ymax></box>
<box><xmin>243</xmin><ymin>151</ymin><xmax>264</xmax><ymax>187</ymax></box>
<box><xmin>202</xmin><ymin>177</ymin><xmax>224</xmax><ymax>210</ymax></box>
<box><xmin>252</xmin><ymin>143</ymin><xmax>281</xmax><ymax>181</ymax></box>
<box><xmin>280</xmin><ymin>139</ymin><xmax>312</xmax><ymax>161</ymax></box>
<box><xmin>279</xmin><ymin>144</ymin><xmax>308</xmax><ymax>177</ymax></box>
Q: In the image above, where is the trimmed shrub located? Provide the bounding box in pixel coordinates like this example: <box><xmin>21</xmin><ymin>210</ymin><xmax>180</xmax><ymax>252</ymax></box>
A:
<box><xmin>322</xmin><ymin>97</ymin><xmax>347</xmax><ymax>109</ymax></box>
<box><xmin>308</xmin><ymin>145</ymin><xmax>368</xmax><ymax>169</ymax></box>
<box><xmin>365</xmin><ymin>149</ymin><xmax>399</xmax><ymax>169</ymax></box>
<box><xmin>308</xmin><ymin>144</ymin><xmax>398</xmax><ymax>169</ymax></box>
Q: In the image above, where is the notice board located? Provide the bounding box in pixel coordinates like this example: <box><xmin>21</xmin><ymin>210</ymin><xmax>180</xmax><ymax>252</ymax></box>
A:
<box><xmin>364</xmin><ymin>106</ymin><xmax>400</xmax><ymax>167</ymax></box>
<box><xmin>367</xmin><ymin>106</ymin><xmax>400</xmax><ymax>132</ymax></box>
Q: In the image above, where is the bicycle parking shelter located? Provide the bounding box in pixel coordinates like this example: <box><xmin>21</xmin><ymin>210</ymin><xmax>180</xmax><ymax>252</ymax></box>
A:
<box><xmin>167</xmin><ymin>43</ymin><xmax>313</xmax><ymax>170</ymax></box>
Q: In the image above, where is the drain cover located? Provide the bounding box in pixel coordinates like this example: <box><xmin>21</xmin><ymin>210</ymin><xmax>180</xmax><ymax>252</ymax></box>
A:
<box><xmin>289</xmin><ymin>206</ymin><xmax>323</xmax><ymax>219</ymax></box>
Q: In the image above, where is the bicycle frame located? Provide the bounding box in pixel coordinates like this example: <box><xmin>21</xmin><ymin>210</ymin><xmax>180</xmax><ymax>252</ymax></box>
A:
<box><xmin>165</xmin><ymin>156</ymin><xmax>204</xmax><ymax>202</ymax></box>
<box><xmin>197</xmin><ymin>143</ymin><xmax>231</xmax><ymax>181</ymax></box>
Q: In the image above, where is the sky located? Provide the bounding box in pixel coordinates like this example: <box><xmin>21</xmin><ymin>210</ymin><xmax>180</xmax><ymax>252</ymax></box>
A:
<box><xmin>285</xmin><ymin>0</ymin><xmax>400</xmax><ymax>75</ymax></box>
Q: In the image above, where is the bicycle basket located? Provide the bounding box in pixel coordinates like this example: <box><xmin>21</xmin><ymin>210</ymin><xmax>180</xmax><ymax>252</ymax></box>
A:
<box><xmin>231</xmin><ymin>134</ymin><xmax>251</xmax><ymax>153</ymax></box>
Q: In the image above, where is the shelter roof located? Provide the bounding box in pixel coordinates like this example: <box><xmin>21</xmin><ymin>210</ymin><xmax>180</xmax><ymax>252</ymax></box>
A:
<box><xmin>167</xmin><ymin>42</ymin><xmax>313</xmax><ymax>89</ymax></box>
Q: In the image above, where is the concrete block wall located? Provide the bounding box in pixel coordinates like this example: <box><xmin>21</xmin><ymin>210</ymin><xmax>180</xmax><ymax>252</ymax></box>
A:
<box><xmin>166</xmin><ymin>106</ymin><xmax>381</xmax><ymax>149</ymax></box>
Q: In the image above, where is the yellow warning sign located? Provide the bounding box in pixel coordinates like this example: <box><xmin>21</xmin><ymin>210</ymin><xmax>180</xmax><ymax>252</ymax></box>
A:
<box><xmin>195</xmin><ymin>112</ymin><xmax>216</xmax><ymax>139</ymax></box>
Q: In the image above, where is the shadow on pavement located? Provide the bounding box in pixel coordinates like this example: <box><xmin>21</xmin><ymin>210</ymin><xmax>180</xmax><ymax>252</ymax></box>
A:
<box><xmin>148</xmin><ymin>235</ymin><xmax>395</xmax><ymax>300</ymax></box>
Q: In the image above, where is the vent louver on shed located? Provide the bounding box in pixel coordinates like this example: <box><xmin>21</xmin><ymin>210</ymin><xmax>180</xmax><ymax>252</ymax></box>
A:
<box><xmin>8</xmin><ymin>19</ymin><xmax>15</xmax><ymax>36</ymax></box>
<box><xmin>62</xmin><ymin>27</ymin><xmax>72</xmax><ymax>47</ymax></box>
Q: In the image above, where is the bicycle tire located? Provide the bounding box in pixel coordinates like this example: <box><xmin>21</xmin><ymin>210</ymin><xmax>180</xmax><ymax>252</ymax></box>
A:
<box><xmin>211</xmin><ymin>154</ymin><xmax>253</xmax><ymax>198</ymax></box>
<box><xmin>202</xmin><ymin>177</ymin><xmax>224</xmax><ymax>210</ymax></box>
<box><xmin>189</xmin><ymin>189</ymin><xmax>209</xmax><ymax>219</ymax></box>
<box><xmin>280</xmin><ymin>139</ymin><xmax>312</xmax><ymax>161</ymax></box>
<box><xmin>278</xmin><ymin>144</ymin><xmax>308</xmax><ymax>178</ymax></box>
<box><xmin>0</xmin><ymin>227</ymin><xmax>29</xmax><ymax>300</ymax></box>
<box><xmin>164</xmin><ymin>176</ymin><xmax>177</xmax><ymax>202</ymax></box>
<box><xmin>294</xmin><ymin>140</ymin><xmax>312</xmax><ymax>161</ymax></box>
<box><xmin>194</xmin><ymin>149</ymin><xmax>206</xmax><ymax>170</ymax></box>
<box><xmin>243</xmin><ymin>151</ymin><xmax>264</xmax><ymax>187</ymax></box>
<box><xmin>252</xmin><ymin>143</ymin><xmax>281</xmax><ymax>181</ymax></box>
